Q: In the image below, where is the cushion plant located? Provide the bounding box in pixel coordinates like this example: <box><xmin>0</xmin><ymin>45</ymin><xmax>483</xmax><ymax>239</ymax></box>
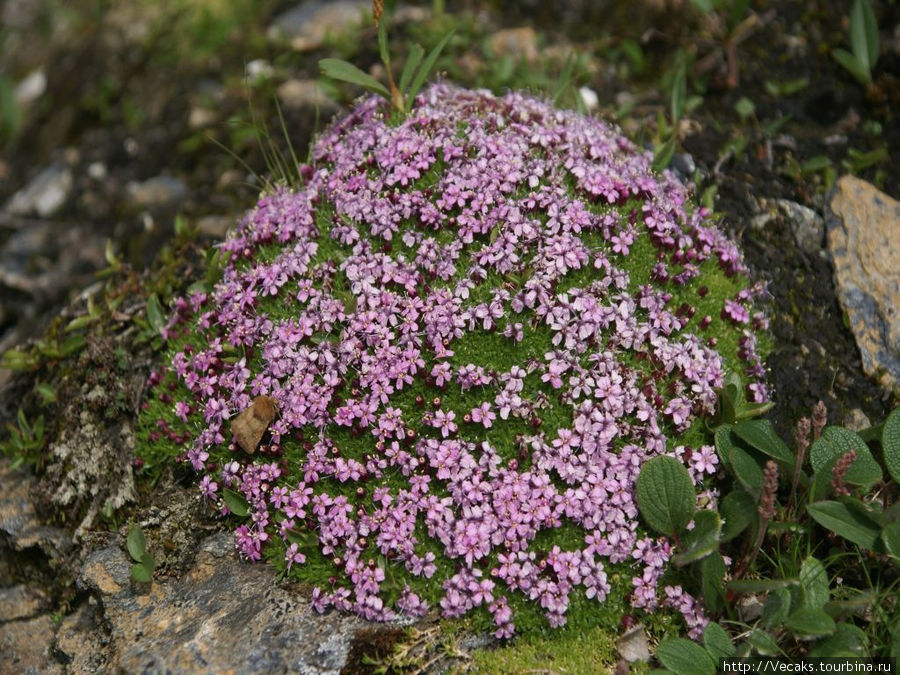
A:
<box><xmin>141</xmin><ymin>84</ymin><xmax>769</xmax><ymax>639</ymax></box>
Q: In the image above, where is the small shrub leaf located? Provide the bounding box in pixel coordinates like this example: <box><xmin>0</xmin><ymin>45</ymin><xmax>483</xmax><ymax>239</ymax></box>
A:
<box><xmin>806</xmin><ymin>500</ymin><xmax>881</xmax><ymax>549</ymax></box>
<box><xmin>319</xmin><ymin>59</ymin><xmax>390</xmax><ymax>98</ymax></box>
<box><xmin>714</xmin><ymin>424</ymin><xmax>735</xmax><ymax>469</ymax></box>
<box><xmin>799</xmin><ymin>556</ymin><xmax>830</xmax><ymax>610</ymax></box>
<box><xmin>720</xmin><ymin>489</ymin><xmax>756</xmax><ymax>541</ymax></box>
<box><xmin>700</xmin><ymin>552</ymin><xmax>726</xmax><ymax>613</ymax></box>
<box><xmin>672</xmin><ymin>509</ymin><xmax>721</xmax><ymax>567</ymax></box>
<box><xmin>850</xmin><ymin>0</ymin><xmax>878</xmax><ymax>74</ymax></box>
<box><xmin>762</xmin><ymin>587</ymin><xmax>792</xmax><ymax>628</ymax></box>
<box><xmin>146</xmin><ymin>294</ymin><xmax>166</xmax><ymax>333</ymax></box>
<box><xmin>733</xmin><ymin>419</ymin><xmax>794</xmax><ymax>465</ymax></box>
<box><xmin>656</xmin><ymin>638</ymin><xmax>716</xmax><ymax>675</ymax></box>
<box><xmin>883</xmin><ymin>408</ymin><xmax>900</xmax><ymax>482</ymax></box>
<box><xmin>784</xmin><ymin>607</ymin><xmax>836</xmax><ymax>637</ymax></box>
<box><xmin>882</xmin><ymin>522</ymin><xmax>900</xmax><ymax>559</ymax></box>
<box><xmin>748</xmin><ymin>629</ymin><xmax>782</xmax><ymax>656</ymax></box>
<box><xmin>131</xmin><ymin>562</ymin><xmax>153</xmax><ymax>583</ymax></box>
<box><xmin>729</xmin><ymin>446</ymin><xmax>764</xmax><ymax>498</ymax></box>
<box><xmin>809</xmin><ymin>623</ymin><xmax>869</xmax><ymax>657</ymax></box>
<box><xmin>727</xmin><ymin>578</ymin><xmax>797</xmax><ymax>594</ymax></box>
<box><xmin>703</xmin><ymin>622</ymin><xmax>735</xmax><ymax>660</ymax></box>
<box><xmin>126</xmin><ymin>526</ymin><xmax>147</xmax><ymax>562</ymax></box>
<box><xmin>636</xmin><ymin>455</ymin><xmax>696</xmax><ymax>536</ymax></box>
<box><xmin>223</xmin><ymin>488</ymin><xmax>250</xmax><ymax>517</ymax></box>
<box><xmin>810</xmin><ymin>426</ymin><xmax>882</xmax><ymax>487</ymax></box>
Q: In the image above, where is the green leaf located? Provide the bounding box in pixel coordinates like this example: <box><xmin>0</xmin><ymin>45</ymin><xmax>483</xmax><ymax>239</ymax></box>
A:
<box><xmin>146</xmin><ymin>294</ymin><xmax>166</xmax><ymax>333</ymax></box>
<box><xmin>398</xmin><ymin>44</ymin><xmax>424</xmax><ymax>94</ymax></box>
<box><xmin>222</xmin><ymin>488</ymin><xmax>250</xmax><ymax>517</ymax></box>
<box><xmin>748</xmin><ymin>629</ymin><xmax>782</xmax><ymax>656</ymax></box>
<box><xmin>377</xmin><ymin>16</ymin><xmax>391</xmax><ymax>68</ymax></box>
<box><xmin>656</xmin><ymin>638</ymin><xmax>716</xmax><ymax>675</ymax></box>
<box><xmin>672</xmin><ymin>509</ymin><xmax>721</xmax><ymax>567</ymax></box>
<box><xmin>734</xmin><ymin>96</ymin><xmax>755</xmax><ymax>121</ymax></box>
<box><xmin>799</xmin><ymin>556</ymin><xmax>830</xmax><ymax>610</ymax></box>
<box><xmin>714</xmin><ymin>424</ymin><xmax>734</xmax><ymax>469</ymax></box>
<box><xmin>37</xmin><ymin>383</ymin><xmax>56</xmax><ymax>405</ymax></box>
<box><xmin>831</xmin><ymin>48</ymin><xmax>869</xmax><ymax>86</ymax></box>
<box><xmin>703</xmin><ymin>622</ymin><xmax>735</xmax><ymax>660</ymax></box>
<box><xmin>670</xmin><ymin>63</ymin><xmax>687</xmax><ymax>123</ymax></box>
<box><xmin>727</xmin><ymin>578</ymin><xmax>797</xmax><ymax>594</ymax></box>
<box><xmin>59</xmin><ymin>334</ymin><xmax>86</xmax><ymax>357</ymax></box>
<box><xmin>636</xmin><ymin>455</ymin><xmax>696</xmax><ymax>536</ymax></box>
<box><xmin>652</xmin><ymin>137</ymin><xmax>676</xmax><ymax>173</ymax></box>
<box><xmin>882</xmin><ymin>522</ymin><xmax>900</xmax><ymax>559</ymax></box>
<box><xmin>319</xmin><ymin>58</ymin><xmax>390</xmax><ymax>98</ymax></box>
<box><xmin>729</xmin><ymin>446</ymin><xmax>764</xmax><ymax>498</ymax></box>
<box><xmin>720</xmin><ymin>489</ymin><xmax>756</xmax><ymax>541</ymax></box>
<box><xmin>126</xmin><ymin>526</ymin><xmax>147</xmax><ymax>562</ymax></box>
<box><xmin>810</xmin><ymin>426</ymin><xmax>882</xmax><ymax>487</ymax></box>
<box><xmin>131</xmin><ymin>562</ymin><xmax>153</xmax><ymax>583</ymax></box>
<box><xmin>689</xmin><ymin>0</ymin><xmax>715</xmax><ymax>13</ymax></box>
<box><xmin>809</xmin><ymin>623</ymin><xmax>869</xmax><ymax>657</ymax></box>
<box><xmin>552</xmin><ymin>53</ymin><xmax>576</xmax><ymax>106</ymax></box>
<box><xmin>406</xmin><ymin>30</ymin><xmax>454</xmax><ymax>108</ymax></box>
<box><xmin>807</xmin><ymin>500</ymin><xmax>881</xmax><ymax>549</ymax></box>
<box><xmin>784</xmin><ymin>607</ymin><xmax>836</xmax><ymax>637</ymax></box>
<box><xmin>850</xmin><ymin>0</ymin><xmax>878</xmax><ymax>75</ymax></box>
<box><xmin>733</xmin><ymin>419</ymin><xmax>794</xmax><ymax>466</ymax></box>
<box><xmin>882</xmin><ymin>408</ymin><xmax>900</xmax><ymax>482</ymax></box>
<box><xmin>762</xmin><ymin>587</ymin><xmax>792</xmax><ymax>628</ymax></box>
<box><xmin>700</xmin><ymin>552</ymin><xmax>726</xmax><ymax>613</ymax></box>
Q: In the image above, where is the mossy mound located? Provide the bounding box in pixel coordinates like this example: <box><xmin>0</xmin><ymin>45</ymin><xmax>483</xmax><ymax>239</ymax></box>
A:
<box><xmin>140</xmin><ymin>84</ymin><xmax>768</xmax><ymax>638</ymax></box>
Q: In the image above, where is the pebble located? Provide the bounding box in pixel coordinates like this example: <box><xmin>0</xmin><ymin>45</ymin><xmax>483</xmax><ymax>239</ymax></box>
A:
<box><xmin>268</xmin><ymin>0</ymin><xmax>368</xmax><ymax>52</ymax></box>
<box><xmin>4</xmin><ymin>164</ymin><xmax>73</xmax><ymax>217</ymax></box>
<box><xmin>126</xmin><ymin>174</ymin><xmax>187</xmax><ymax>209</ymax></box>
<box><xmin>277</xmin><ymin>78</ymin><xmax>337</xmax><ymax>112</ymax></box>
<box><xmin>826</xmin><ymin>175</ymin><xmax>900</xmax><ymax>389</ymax></box>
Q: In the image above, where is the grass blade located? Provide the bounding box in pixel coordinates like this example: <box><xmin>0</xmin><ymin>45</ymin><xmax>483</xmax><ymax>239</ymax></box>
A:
<box><xmin>399</xmin><ymin>44</ymin><xmax>424</xmax><ymax>95</ymax></box>
<box><xmin>406</xmin><ymin>30</ymin><xmax>454</xmax><ymax>109</ymax></box>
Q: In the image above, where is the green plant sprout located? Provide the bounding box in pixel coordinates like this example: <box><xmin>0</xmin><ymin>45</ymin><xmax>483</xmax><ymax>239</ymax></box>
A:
<box><xmin>319</xmin><ymin>0</ymin><xmax>452</xmax><ymax>115</ymax></box>
<box><xmin>832</xmin><ymin>0</ymin><xmax>880</xmax><ymax>87</ymax></box>
<box><xmin>127</xmin><ymin>526</ymin><xmax>156</xmax><ymax>583</ymax></box>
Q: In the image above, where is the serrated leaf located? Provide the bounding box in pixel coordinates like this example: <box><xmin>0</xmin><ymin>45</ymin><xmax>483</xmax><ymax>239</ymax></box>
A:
<box><xmin>729</xmin><ymin>446</ymin><xmax>764</xmax><ymax>498</ymax></box>
<box><xmin>636</xmin><ymin>455</ymin><xmax>696</xmax><ymax>537</ymax></box>
<box><xmin>672</xmin><ymin>509</ymin><xmax>721</xmax><ymax>567</ymax></box>
<box><xmin>882</xmin><ymin>522</ymin><xmax>900</xmax><ymax>559</ymax></box>
<box><xmin>807</xmin><ymin>500</ymin><xmax>881</xmax><ymax>549</ymax></box>
<box><xmin>734</xmin><ymin>419</ymin><xmax>794</xmax><ymax>465</ymax></box>
<box><xmin>810</xmin><ymin>426</ymin><xmax>882</xmax><ymax>487</ymax></box>
<box><xmin>406</xmin><ymin>30</ymin><xmax>454</xmax><ymax>108</ymax></box>
<box><xmin>784</xmin><ymin>607</ymin><xmax>836</xmax><ymax>637</ymax></box>
<box><xmin>703</xmin><ymin>622</ymin><xmax>735</xmax><ymax>660</ymax></box>
<box><xmin>319</xmin><ymin>58</ymin><xmax>390</xmax><ymax>98</ymax></box>
<box><xmin>656</xmin><ymin>638</ymin><xmax>716</xmax><ymax>675</ymax></box>
<box><xmin>223</xmin><ymin>488</ymin><xmax>250</xmax><ymax>517</ymax></box>
<box><xmin>720</xmin><ymin>489</ymin><xmax>756</xmax><ymax>541</ymax></box>
<box><xmin>799</xmin><ymin>556</ymin><xmax>830</xmax><ymax>610</ymax></box>
<box><xmin>398</xmin><ymin>44</ymin><xmax>424</xmax><ymax>94</ymax></box>
<box><xmin>126</xmin><ymin>527</ymin><xmax>147</xmax><ymax>562</ymax></box>
<box><xmin>850</xmin><ymin>0</ymin><xmax>878</xmax><ymax>74</ymax></box>
<box><xmin>883</xmin><ymin>409</ymin><xmax>900</xmax><ymax>482</ymax></box>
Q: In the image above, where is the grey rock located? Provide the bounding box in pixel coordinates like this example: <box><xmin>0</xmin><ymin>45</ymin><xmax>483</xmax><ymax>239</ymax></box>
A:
<box><xmin>197</xmin><ymin>214</ymin><xmax>232</xmax><ymax>238</ymax></box>
<box><xmin>54</xmin><ymin>602</ymin><xmax>110</xmax><ymax>675</ymax></box>
<box><xmin>842</xmin><ymin>408</ymin><xmax>871</xmax><ymax>432</ymax></box>
<box><xmin>0</xmin><ymin>460</ymin><xmax>73</xmax><ymax>556</ymax></box>
<box><xmin>125</xmin><ymin>174</ymin><xmax>187</xmax><ymax>209</ymax></box>
<box><xmin>751</xmin><ymin>198</ymin><xmax>825</xmax><ymax>256</ymax></box>
<box><xmin>487</xmin><ymin>27</ymin><xmax>539</xmax><ymax>62</ymax></box>
<box><xmin>5</xmin><ymin>164</ymin><xmax>73</xmax><ymax>217</ymax></box>
<box><xmin>268</xmin><ymin>0</ymin><xmax>368</xmax><ymax>52</ymax></box>
<box><xmin>670</xmin><ymin>152</ymin><xmax>696</xmax><ymax>181</ymax></box>
<box><xmin>76</xmin><ymin>533</ymin><xmax>392</xmax><ymax>674</ymax></box>
<box><xmin>826</xmin><ymin>175</ymin><xmax>900</xmax><ymax>388</ymax></box>
<box><xmin>616</xmin><ymin>624</ymin><xmax>651</xmax><ymax>663</ymax></box>
<box><xmin>0</xmin><ymin>614</ymin><xmax>61</xmax><ymax>675</ymax></box>
<box><xmin>277</xmin><ymin>78</ymin><xmax>338</xmax><ymax>113</ymax></box>
<box><xmin>0</xmin><ymin>585</ymin><xmax>48</xmax><ymax>621</ymax></box>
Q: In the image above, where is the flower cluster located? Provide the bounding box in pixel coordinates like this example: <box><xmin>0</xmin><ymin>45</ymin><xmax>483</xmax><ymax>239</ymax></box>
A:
<box><xmin>149</xmin><ymin>84</ymin><xmax>768</xmax><ymax>638</ymax></box>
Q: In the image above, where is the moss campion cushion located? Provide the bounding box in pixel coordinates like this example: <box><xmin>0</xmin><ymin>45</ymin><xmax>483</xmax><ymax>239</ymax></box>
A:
<box><xmin>145</xmin><ymin>84</ymin><xmax>768</xmax><ymax>638</ymax></box>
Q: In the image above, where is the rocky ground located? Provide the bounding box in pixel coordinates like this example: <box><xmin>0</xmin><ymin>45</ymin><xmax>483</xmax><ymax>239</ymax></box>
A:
<box><xmin>0</xmin><ymin>0</ymin><xmax>897</xmax><ymax>672</ymax></box>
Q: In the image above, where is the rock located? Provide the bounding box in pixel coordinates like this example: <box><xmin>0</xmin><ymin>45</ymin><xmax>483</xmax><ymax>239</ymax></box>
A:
<box><xmin>750</xmin><ymin>199</ymin><xmax>825</xmax><ymax>256</ymax></box>
<box><xmin>487</xmin><ymin>27</ymin><xmax>539</xmax><ymax>62</ymax></box>
<box><xmin>277</xmin><ymin>79</ymin><xmax>338</xmax><ymax>112</ymax></box>
<box><xmin>197</xmin><ymin>215</ymin><xmax>232</xmax><ymax>238</ymax></box>
<box><xmin>737</xmin><ymin>594</ymin><xmax>764</xmax><ymax>622</ymax></box>
<box><xmin>670</xmin><ymin>152</ymin><xmax>696</xmax><ymax>182</ymax></box>
<box><xmin>4</xmin><ymin>164</ymin><xmax>73</xmax><ymax>217</ymax></box>
<box><xmin>826</xmin><ymin>176</ymin><xmax>900</xmax><ymax>388</ymax></box>
<box><xmin>54</xmin><ymin>602</ymin><xmax>110</xmax><ymax>674</ymax></box>
<box><xmin>0</xmin><ymin>614</ymin><xmax>62</xmax><ymax>674</ymax></box>
<box><xmin>268</xmin><ymin>0</ymin><xmax>368</xmax><ymax>52</ymax></box>
<box><xmin>0</xmin><ymin>585</ymin><xmax>48</xmax><ymax>621</ymax></box>
<box><xmin>842</xmin><ymin>408</ymin><xmax>871</xmax><ymax>432</ymax></box>
<box><xmin>0</xmin><ymin>460</ymin><xmax>73</xmax><ymax>557</ymax></box>
<box><xmin>125</xmin><ymin>175</ymin><xmax>187</xmax><ymax>209</ymax></box>
<box><xmin>578</xmin><ymin>86</ymin><xmax>599</xmax><ymax>112</ymax></box>
<box><xmin>77</xmin><ymin>533</ymin><xmax>386</xmax><ymax>673</ymax></box>
<box><xmin>616</xmin><ymin>624</ymin><xmax>651</xmax><ymax>663</ymax></box>
<box><xmin>14</xmin><ymin>68</ymin><xmax>47</xmax><ymax>106</ymax></box>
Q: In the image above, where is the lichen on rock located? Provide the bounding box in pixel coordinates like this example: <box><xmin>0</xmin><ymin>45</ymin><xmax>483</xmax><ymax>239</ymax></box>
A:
<box><xmin>142</xmin><ymin>84</ymin><xmax>769</xmax><ymax>638</ymax></box>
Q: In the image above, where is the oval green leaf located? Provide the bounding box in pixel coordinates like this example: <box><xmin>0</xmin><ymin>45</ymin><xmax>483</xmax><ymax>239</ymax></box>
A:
<box><xmin>656</xmin><ymin>638</ymin><xmax>715</xmax><ymax>675</ymax></box>
<box><xmin>810</xmin><ymin>426</ymin><xmax>882</xmax><ymax>487</ymax></box>
<box><xmin>223</xmin><ymin>488</ymin><xmax>250</xmax><ymax>517</ymax></box>
<box><xmin>799</xmin><ymin>556</ymin><xmax>830</xmax><ymax>610</ymax></box>
<box><xmin>703</xmin><ymin>622</ymin><xmax>735</xmax><ymax>660</ymax></box>
<box><xmin>806</xmin><ymin>500</ymin><xmax>881</xmax><ymax>549</ymax></box>
<box><xmin>636</xmin><ymin>455</ymin><xmax>696</xmax><ymax>537</ymax></box>
<box><xmin>672</xmin><ymin>509</ymin><xmax>721</xmax><ymax>567</ymax></box>
<box><xmin>883</xmin><ymin>408</ymin><xmax>900</xmax><ymax>482</ymax></box>
<box><xmin>784</xmin><ymin>607</ymin><xmax>836</xmax><ymax>637</ymax></box>
<box><xmin>720</xmin><ymin>489</ymin><xmax>756</xmax><ymax>542</ymax></box>
<box><xmin>729</xmin><ymin>446</ymin><xmax>764</xmax><ymax>498</ymax></box>
<box><xmin>126</xmin><ymin>526</ymin><xmax>147</xmax><ymax>562</ymax></box>
<box><xmin>733</xmin><ymin>419</ymin><xmax>794</xmax><ymax>465</ymax></box>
